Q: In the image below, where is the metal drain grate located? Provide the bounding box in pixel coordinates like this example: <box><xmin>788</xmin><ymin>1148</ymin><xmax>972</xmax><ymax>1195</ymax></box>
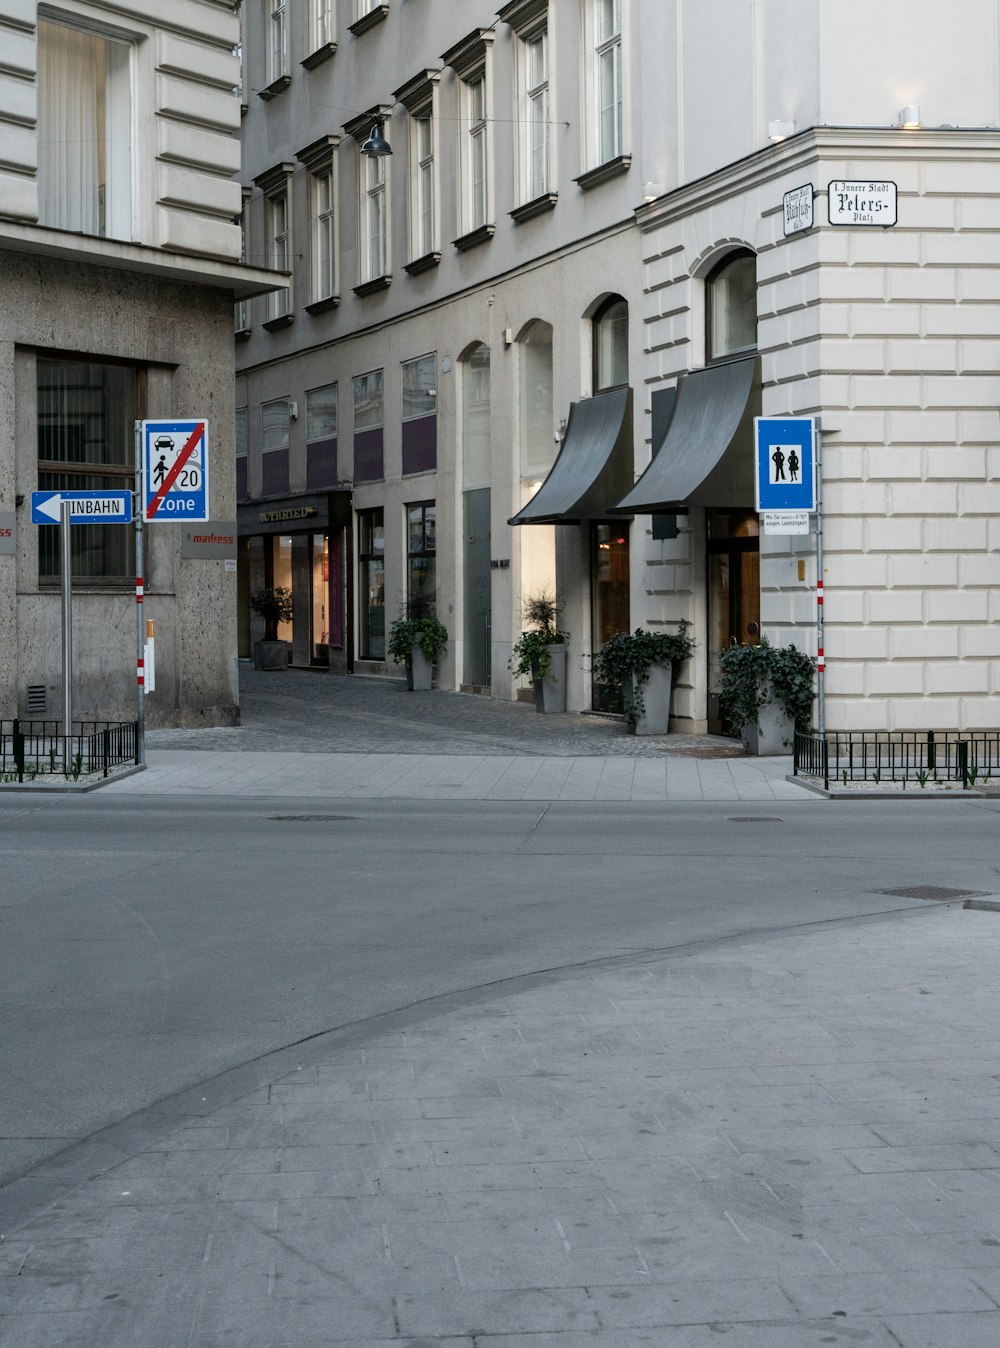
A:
<box><xmin>728</xmin><ymin>816</ymin><xmax>784</xmax><ymax>824</ymax></box>
<box><xmin>267</xmin><ymin>815</ymin><xmax>355</xmax><ymax>823</ymax></box>
<box><xmin>876</xmin><ymin>885</ymin><xmax>991</xmax><ymax>902</ymax></box>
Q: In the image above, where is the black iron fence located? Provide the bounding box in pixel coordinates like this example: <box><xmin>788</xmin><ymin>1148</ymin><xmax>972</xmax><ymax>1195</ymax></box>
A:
<box><xmin>1</xmin><ymin>719</ymin><xmax>139</xmax><ymax>783</ymax></box>
<box><xmin>794</xmin><ymin>729</ymin><xmax>1000</xmax><ymax>791</ymax></box>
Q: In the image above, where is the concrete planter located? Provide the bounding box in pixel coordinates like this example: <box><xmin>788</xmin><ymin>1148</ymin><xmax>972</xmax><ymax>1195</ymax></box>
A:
<box><xmin>628</xmin><ymin>660</ymin><xmax>672</xmax><ymax>736</ymax></box>
<box><xmin>408</xmin><ymin>644</ymin><xmax>434</xmax><ymax>691</ymax></box>
<box><xmin>255</xmin><ymin>639</ymin><xmax>288</xmax><ymax>671</ymax></box>
<box><xmin>741</xmin><ymin>687</ymin><xmax>795</xmax><ymax>755</ymax></box>
<box><xmin>532</xmin><ymin>642</ymin><xmax>567</xmax><ymax>713</ymax></box>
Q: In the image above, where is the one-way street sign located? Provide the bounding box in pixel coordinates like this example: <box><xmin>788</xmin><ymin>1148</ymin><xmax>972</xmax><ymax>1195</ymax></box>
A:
<box><xmin>31</xmin><ymin>490</ymin><xmax>133</xmax><ymax>525</ymax></box>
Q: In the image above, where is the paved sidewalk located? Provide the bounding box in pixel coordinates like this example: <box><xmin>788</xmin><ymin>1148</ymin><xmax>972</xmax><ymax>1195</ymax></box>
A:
<box><xmin>5</xmin><ymin>902</ymin><xmax>1000</xmax><ymax>1346</ymax></box>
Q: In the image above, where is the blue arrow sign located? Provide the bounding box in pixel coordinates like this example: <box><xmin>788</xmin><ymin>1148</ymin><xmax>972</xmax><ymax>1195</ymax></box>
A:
<box><xmin>754</xmin><ymin>417</ymin><xmax>817</xmax><ymax>512</ymax></box>
<box><xmin>31</xmin><ymin>490</ymin><xmax>133</xmax><ymax>525</ymax></box>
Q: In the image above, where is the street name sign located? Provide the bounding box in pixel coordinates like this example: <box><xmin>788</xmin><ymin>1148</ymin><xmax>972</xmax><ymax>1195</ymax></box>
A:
<box><xmin>31</xmin><ymin>490</ymin><xmax>133</xmax><ymax>525</ymax></box>
<box><xmin>782</xmin><ymin>184</ymin><xmax>814</xmax><ymax>236</ymax></box>
<box><xmin>828</xmin><ymin>180</ymin><xmax>897</xmax><ymax>227</ymax></box>
<box><xmin>142</xmin><ymin>419</ymin><xmax>209</xmax><ymax>522</ymax></box>
<box><xmin>755</xmin><ymin>417</ymin><xmax>817</xmax><ymax>513</ymax></box>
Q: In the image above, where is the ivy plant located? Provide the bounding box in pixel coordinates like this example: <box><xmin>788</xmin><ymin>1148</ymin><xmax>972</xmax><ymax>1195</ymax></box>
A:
<box><xmin>509</xmin><ymin>592</ymin><xmax>568</xmax><ymax>684</ymax></box>
<box><xmin>718</xmin><ymin>638</ymin><xmax>816</xmax><ymax>736</ymax></box>
<box><xmin>591</xmin><ymin>622</ymin><xmax>695</xmax><ymax>729</ymax></box>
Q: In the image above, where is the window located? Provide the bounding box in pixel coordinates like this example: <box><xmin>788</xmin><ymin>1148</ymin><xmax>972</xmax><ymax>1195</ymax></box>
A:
<box><xmin>261</xmin><ymin>398</ymin><xmax>290</xmax><ymax>495</ymax></box>
<box><xmin>595</xmin><ymin>0</ymin><xmax>622</xmax><ymax>164</ymax></box>
<box><xmin>407</xmin><ymin>502</ymin><xmax>436</xmax><ymax>616</ymax></box>
<box><xmin>36</xmin><ymin>358</ymin><xmax>137</xmax><ymax>583</ymax></box>
<box><xmin>313</xmin><ymin>0</ymin><xmax>333</xmax><ymax>48</ymax></box>
<box><xmin>36</xmin><ymin>20</ymin><xmax>133</xmax><ymax>240</ymax></box>
<box><xmin>358</xmin><ymin>508</ymin><xmax>385</xmax><ymax>659</ymax></box>
<box><xmin>235</xmin><ymin>194</ymin><xmax>251</xmax><ymax>334</ymax></box>
<box><xmin>396</xmin><ymin>69</ymin><xmax>441</xmax><ymax>270</ymax></box>
<box><xmin>268</xmin><ymin>0</ymin><xmax>287</xmax><ymax>84</ymax></box>
<box><xmin>519</xmin><ymin>320</ymin><xmax>554</xmax><ymax>478</ymax></box>
<box><xmin>362</xmin><ymin>153</ymin><xmax>387</xmax><ymax>281</ymax></box>
<box><xmin>524</xmin><ymin>30</ymin><xmax>549</xmax><ymax>199</ymax></box>
<box><xmin>707</xmin><ymin>251</ymin><xmax>758</xmax><ymax>361</ymax></box>
<box><xmin>414</xmin><ymin>113</ymin><xmax>435</xmax><ymax>258</ymax></box>
<box><xmin>312</xmin><ymin>166</ymin><xmax>336</xmax><ymax>301</ymax></box>
<box><xmin>468</xmin><ymin>73</ymin><xmax>488</xmax><ymax>230</ymax></box>
<box><xmin>353</xmin><ymin>369</ymin><xmax>384</xmax><ymax>482</ymax></box>
<box><xmin>266</xmin><ymin>189</ymin><xmax>290</xmax><ymax>319</ymax></box>
<box><xmin>307</xmin><ymin>384</ymin><xmax>338</xmax><ymax>442</ymax></box>
<box><xmin>402</xmin><ymin>355</ymin><xmax>436</xmax><ymax>420</ymax></box>
<box><xmin>593</xmin><ymin>295</ymin><xmax>628</xmax><ymax>390</ymax></box>
<box><xmin>236</xmin><ymin>405</ymin><xmax>248</xmax><ymax>501</ymax></box>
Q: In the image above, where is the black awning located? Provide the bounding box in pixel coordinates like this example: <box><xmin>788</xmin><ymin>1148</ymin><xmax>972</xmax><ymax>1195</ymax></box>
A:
<box><xmin>509</xmin><ymin>386</ymin><xmax>633</xmax><ymax>525</ymax></box>
<box><xmin>609</xmin><ymin>356</ymin><xmax>759</xmax><ymax>514</ymax></box>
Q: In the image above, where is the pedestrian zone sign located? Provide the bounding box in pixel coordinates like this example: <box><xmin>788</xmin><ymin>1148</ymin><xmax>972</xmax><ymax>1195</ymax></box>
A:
<box><xmin>754</xmin><ymin>417</ymin><xmax>816</xmax><ymax>513</ymax></box>
<box><xmin>142</xmin><ymin>419</ymin><xmax>209</xmax><ymax>522</ymax></box>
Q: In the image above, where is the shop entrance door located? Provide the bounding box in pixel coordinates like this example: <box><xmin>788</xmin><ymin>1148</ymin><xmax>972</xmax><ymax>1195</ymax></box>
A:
<box><xmin>591</xmin><ymin>523</ymin><xmax>630</xmax><ymax>711</ymax></box>
<box><xmin>707</xmin><ymin>508</ymin><xmax>760</xmax><ymax>734</ymax></box>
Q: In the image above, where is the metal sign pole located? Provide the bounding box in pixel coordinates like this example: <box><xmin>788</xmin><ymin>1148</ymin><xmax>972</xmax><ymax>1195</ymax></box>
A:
<box><xmin>814</xmin><ymin>422</ymin><xmax>825</xmax><ymax>737</ymax></box>
<box><xmin>60</xmin><ymin>500</ymin><xmax>73</xmax><ymax>772</ymax></box>
<box><xmin>135</xmin><ymin>421</ymin><xmax>145</xmax><ymax>765</ymax></box>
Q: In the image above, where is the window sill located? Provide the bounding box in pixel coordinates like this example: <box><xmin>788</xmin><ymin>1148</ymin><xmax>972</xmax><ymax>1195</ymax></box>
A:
<box><xmin>404</xmin><ymin>251</ymin><xmax>441</xmax><ymax>276</ymax></box>
<box><xmin>262</xmin><ymin>313</ymin><xmax>294</xmax><ymax>332</ymax></box>
<box><xmin>353</xmin><ymin>274</ymin><xmax>391</xmax><ymax>297</ymax></box>
<box><xmin>301</xmin><ymin>42</ymin><xmax>337</xmax><ymax>70</ymax></box>
<box><xmin>349</xmin><ymin>5</ymin><xmax>389</xmax><ymax>36</ymax></box>
<box><xmin>234</xmin><ymin>326</ymin><xmax>252</xmax><ymax>342</ymax></box>
<box><xmin>453</xmin><ymin>223</ymin><xmax>495</xmax><ymax>252</ymax></box>
<box><xmin>510</xmin><ymin>192</ymin><xmax>557</xmax><ymax>223</ymax></box>
<box><xmin>304</xmin><ymin>295</ymin><xmax>340</xmax><ymax>315</ymax></box>
<box><xmin>574</xmin><ymin>154</ymin><xmax>632</xmax><ymax>191</ymax></box>
<box><xmin>258</xmin><ymin>74</ymin><xmax>292</xmax><ymax>101</ymax></box>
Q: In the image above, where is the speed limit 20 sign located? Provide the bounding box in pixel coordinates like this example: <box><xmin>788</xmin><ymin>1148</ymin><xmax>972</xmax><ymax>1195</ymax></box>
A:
<box><xmin>142</xmin><ymin>420</ymin><xmax>210</xmax><ymax>522</ymax></box>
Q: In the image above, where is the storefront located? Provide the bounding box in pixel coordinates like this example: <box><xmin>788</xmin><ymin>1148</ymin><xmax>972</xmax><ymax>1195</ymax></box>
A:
<box><xmin>237</xmin><ymin>492</ymin><xmax>352</xmax><ymax>672</ymax></box>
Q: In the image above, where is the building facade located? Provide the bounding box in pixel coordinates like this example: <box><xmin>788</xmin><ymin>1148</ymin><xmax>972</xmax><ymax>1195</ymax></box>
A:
<box><xmin>0</xmin><ymin>0</ymin><xmax>279</xmax><ymax>726</ymax></box>
<box><xmin>236</xmin><ymin>0</ymin><xmax>1000</xmax><ymax>733</ymax></box>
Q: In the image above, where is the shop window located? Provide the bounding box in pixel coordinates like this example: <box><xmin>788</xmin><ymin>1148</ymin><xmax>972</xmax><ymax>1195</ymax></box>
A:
<box><xmin>358</xmin><ymin>508</ymin><xmax>385</xmax><ymax>659</ymax></box>
<box><xmin>407</xmin><ymin>501</ymin><xmax>436</xmax><ymax>616</ymax></box>
<box><xmin>593</xmin><ymin>294</ymin><xmax>628</xmax><ymax>390</ymax></box>
<box><xmin>706</xmin><ymin>250</ymin><xmax>757</xmax><ymax>361</ymax></box>
<box><xmin>36</xmin><ymin>20</ymin><xmax>133</xmax><ymax>240</ymax></box>
<box><xmin>36</xmin><ymin>358</ymin><xmax>137</xmax><ymax>584</ymax></box>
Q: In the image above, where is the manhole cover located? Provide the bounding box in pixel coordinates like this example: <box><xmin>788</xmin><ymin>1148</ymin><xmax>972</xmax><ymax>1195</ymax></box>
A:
<box><xmin>876</xmin><ymin>885</ymin><xmax>991</xmax><ymax>902</ymax></box>
<box><xmin>728</xmin><ymin>816</ymin><xmax>784</xmax><ymax>824</ymax></box>
<box><xmin>267</xmin><ymin>815</ymin><xmax>355</xmax><ymax>823</ymax></box>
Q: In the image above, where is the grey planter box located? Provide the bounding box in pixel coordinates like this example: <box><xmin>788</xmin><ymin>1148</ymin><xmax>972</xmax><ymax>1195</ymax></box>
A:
<box><xmin>532</xmin><ymin>642</ymin><xmax>567</xmax><ymax>713</ymax></box>
<box><xmin>628</xmin><ymin>660</ymin><xmax>672</xmax><ymax>736</ymax></box>
<box><xmin>408</xmin><ymin>644</ymin><xmax>433</xmax><ymax>691</ymax></box>
<box><xmin>741</xmin><ymin>691</ymin><xmax>795</xmax><ymax>755</ymax></box>
<box><xmin>254</xmin><ymin>639</ymin><xmax>288</xmax><ymax>671</ymax></box>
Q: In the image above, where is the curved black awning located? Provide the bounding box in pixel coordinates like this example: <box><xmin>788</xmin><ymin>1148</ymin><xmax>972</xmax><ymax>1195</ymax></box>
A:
<box><xmin>609</xmin><ymin>356</ymin><xmax>759</xmax><ymax>514</ymax></box>
<box><xmin>509</xmin><ymin>386</ymin><xmax>633</xmax><ymax>525</ymax></box>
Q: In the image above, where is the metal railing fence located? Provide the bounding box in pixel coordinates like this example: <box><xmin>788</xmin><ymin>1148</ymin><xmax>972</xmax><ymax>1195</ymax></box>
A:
<box><xmin>1</xmin><ymin>719</ymin><xmax>139</xmax><ymax>783</ymax></box>
<box><xmin>793</xmin><ymin>729</ymin><xmax>1000</xmax><ymax>791</ymax></box>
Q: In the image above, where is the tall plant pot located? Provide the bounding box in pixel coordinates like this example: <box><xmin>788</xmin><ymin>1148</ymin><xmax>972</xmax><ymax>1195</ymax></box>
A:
<box><xmin>628</xmin><ymin>660</ymin><xmax>672</xmax><ymax>736</ymax></box>
<box><xmin>408</xmin><ymin>643</ymin><xmax>434</xmax><ymax>691</ymax></box>
<box><xmin>532</xmin><ymin>642</ymin><xmax>567</xmax><ymax>713</ymax></box>
<box><xmin>741</xmin><ymin>685</ymin><xmax>795</xmax><ymax>754</ymax></box>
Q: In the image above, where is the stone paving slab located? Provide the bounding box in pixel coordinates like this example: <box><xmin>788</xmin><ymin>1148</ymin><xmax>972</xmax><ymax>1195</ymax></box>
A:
<box><xmin>5</xmin><ymin>904</ymin><xmax>1000</xmax><ymax>1346</ymax></box>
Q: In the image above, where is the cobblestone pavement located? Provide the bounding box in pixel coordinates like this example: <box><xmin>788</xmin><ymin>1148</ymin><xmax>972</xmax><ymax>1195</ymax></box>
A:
<box><xmin>147</xmin><ymin>665</ymin><xmax>745</xmax><ymax>759</ymax></box>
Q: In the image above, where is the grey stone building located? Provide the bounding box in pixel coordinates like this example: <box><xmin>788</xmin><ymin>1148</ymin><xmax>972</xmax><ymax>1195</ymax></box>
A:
<box><xmin>0</xmin><ymin>0</ymin><xmax>280</xmax><ymax>726</ymax></box>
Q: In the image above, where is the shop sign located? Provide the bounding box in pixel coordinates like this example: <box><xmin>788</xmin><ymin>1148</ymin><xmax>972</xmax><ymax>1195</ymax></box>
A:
<box><xmin>181</xmin><ymin>522</ymin><xmax>238</xmax><ymax>559</ymax></box>
<box><xmin>258</xmin><ymin>507</ymin><xmax>318</xmax><ymax>523</ymax></box>
<box><xmin>0</xmin><ymin>511</ymin><xmax>14</xmax><ymax>555</ymax></box>
<box><xmin>828</xmin><ymin>180</ymin><xmax>897</xmax><ymax>227</ymax></box>
<box><xmin>782</xmin><ymin>184</ymin><xmax>814</xmax><ymax>236</ymax></box>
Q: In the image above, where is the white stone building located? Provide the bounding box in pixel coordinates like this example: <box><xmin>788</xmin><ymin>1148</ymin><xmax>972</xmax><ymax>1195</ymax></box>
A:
<box><xmin>0</xmin><ymin>0</ymin><xmax>279</xmax><ymax>727</ymax></box>
<box><xmin>236</xmin><ymin>0</ymin><xmax>1000</xmax><ymax>734</ymax></box>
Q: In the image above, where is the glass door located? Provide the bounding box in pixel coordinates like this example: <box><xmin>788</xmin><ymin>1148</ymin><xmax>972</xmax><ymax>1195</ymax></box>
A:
<box><xmin>707</xmin><ymin>508</ymin><xmax>760</xmax><ymax>733</ymax></box>
<box><xmin>311</xmin><ymin>533</ymin><xmax>329</xmax><ymax>665</ymax></box>
<box><xmin>591</xmin><ymin>522</ymin><xmax>630</xmax><ymax>710</ymax></box>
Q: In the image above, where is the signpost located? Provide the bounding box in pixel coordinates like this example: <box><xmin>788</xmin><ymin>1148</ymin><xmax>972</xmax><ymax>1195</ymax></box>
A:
<box><xmin>141</xmin><ymin>419</ymin><xmax>210</xmax><ymax>522</ymax></box>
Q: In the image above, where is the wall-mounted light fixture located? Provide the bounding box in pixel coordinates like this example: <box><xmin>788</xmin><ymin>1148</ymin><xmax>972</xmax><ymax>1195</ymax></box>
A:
<box><xmin>288</xmin><ymin>400</ymin><xmax>298</xmax><ymax>420</ymax></box>
<box><xmin>360</xmin><ymin>115</ymin><xmax>393</xmax><ymax>157</ymax></box>
<box><xmin>898</xmin><ymin>105</ymin><xmax>921</xmax><ymax>129</ymax></box>
<box><xmin>642</xmin><ymin>180</ymin><xmax>664</xmax><ymax>202</ymax></box>
<box><xmin>768</xmin><ymin>119</ymin><xmax>796</xmax><ymax>142</ymax></box>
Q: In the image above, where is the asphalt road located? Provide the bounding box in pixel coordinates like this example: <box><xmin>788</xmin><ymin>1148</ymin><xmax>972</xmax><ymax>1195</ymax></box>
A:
<box><xmin>3</xmin><ymin>790</ymin><xmax>999</xmax><ymax>1191</ymax></box>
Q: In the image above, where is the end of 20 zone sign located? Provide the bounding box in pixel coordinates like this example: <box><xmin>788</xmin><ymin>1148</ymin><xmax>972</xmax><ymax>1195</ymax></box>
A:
<box><xmin>142</xmin><ymin>419</ymin><xmax>210</xmax><ymax>522</ymax></box>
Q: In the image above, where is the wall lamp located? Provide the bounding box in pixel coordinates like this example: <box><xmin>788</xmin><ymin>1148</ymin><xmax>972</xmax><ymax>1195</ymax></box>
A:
<box><xmin>768</xmin><ymin>119</ymin><xmax>796</xmax><ymax>142</ymax></box>
<box><xmin>898</xmin><ymin>105</ymin><xmax>921</xmax><ymax>129</ymax></box>
<box><xmin>360</xmin><ymin>115</ymin><xmax>393</xmax><ymax>157</ymax></box>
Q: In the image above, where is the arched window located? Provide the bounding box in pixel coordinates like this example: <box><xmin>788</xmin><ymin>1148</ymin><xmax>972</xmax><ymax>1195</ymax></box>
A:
<box><xmin>706</xmin><ymin>251</ymin><xmax>757</xmax><ymax>361</ymax></box>
<box><xmin>592</xmin><ymin>295</ymin><xmax>628</xmax><ymax>391</ymax></box>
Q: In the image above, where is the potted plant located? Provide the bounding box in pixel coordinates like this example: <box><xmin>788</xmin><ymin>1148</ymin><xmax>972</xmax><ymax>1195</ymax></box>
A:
<box><xmin>591</xmin><ymin>622</ymin><xmax>695</xmax><ymax>735</ymax></box>
<box><xmin>718</xmin><ymin>638</ymin><xmax>816</xmax><ymax>754</ymax></box>
<box><xmin>387</xmin><ymin>605</ymin><xmax>449</xmax><ymax>690</ymax></box>
<box><xmin>250</xmin><ymin>587</ymin><xmax>294</xmax><ymax>670</ymax></box>
<box><xmin>509</xmin><ymin>593</ymin><xmax>569</xmax><ymax>713</ymax></box>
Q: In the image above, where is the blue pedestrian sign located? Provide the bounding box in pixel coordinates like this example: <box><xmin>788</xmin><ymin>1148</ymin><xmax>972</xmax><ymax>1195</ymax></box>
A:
<box><xmin>754</xmin><ymin>417</ymin><xmax>817</xmax><ymax>512</ymax></box>
<box><xmin>31</xmin><ymin>490</ymin><xmax>133</xmax><ymax>525</ymax></box>
<box><xmin>142</xmin><ymin>419</ymin><xmax>209</xmax><ymax>522</ymax></box>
